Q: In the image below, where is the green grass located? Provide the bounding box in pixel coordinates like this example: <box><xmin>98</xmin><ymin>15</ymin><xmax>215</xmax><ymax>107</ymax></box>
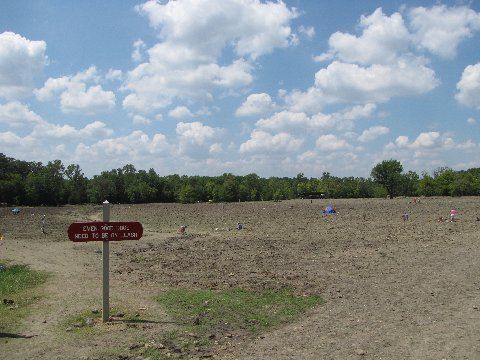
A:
<box><xmin>0</xmin><ymin>263</ymin><xmax>49</xmax><ymax>332</ymax></box>
<box><xmin>62</xmin><ymin>307</ymin><xmax>147</xmax><ymax>335</ymax></box>
<box><xmin>157</xmin><ymin>288</ymin><xmax>322</xmax><ymax>338</ymax></box>
<box><xmin>63</xmin><ymin>309</ymin><xmax>103</xmax><ymax>335</ymax></box>
<box><xmin>149</xmin><ymin>288</ymin><xmax>322</xmax><ymax>357</ymax></box>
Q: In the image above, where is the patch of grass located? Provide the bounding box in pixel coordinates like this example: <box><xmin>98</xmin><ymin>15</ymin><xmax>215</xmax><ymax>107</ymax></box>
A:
<box><xmin>155</xmin><ymin>287</ymin><xmax>322</xmax><ymax>355</ymax></box>
<box><xmin>0</xmin><ymin>263</ymin><xmax>49</xmax><ymax>332</ymax></box>
<box><xmin>149</xmin><ymin>288</ymin><xmax>322</xmax><ymax>357</ymax></box>
<box><xmin>62</xmin><ymin>307</ymin><xmax>145</xmax><ymax>335</ymax></box>
<box><xmin>63</xmin><ymin>309</ymin><xmax>103</xmax><ymax>334</ymax></box>
<box><xmin>157</xmin><ymin>288</ymin><xmax>322</xmax><ymax>335</ymax></box>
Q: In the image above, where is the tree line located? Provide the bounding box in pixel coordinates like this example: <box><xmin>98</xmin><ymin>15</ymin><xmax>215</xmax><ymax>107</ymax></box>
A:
<box><xmin>0</xmin><ymin>154</ymin><xmax>479</xmax><ymax>206</ymax></box>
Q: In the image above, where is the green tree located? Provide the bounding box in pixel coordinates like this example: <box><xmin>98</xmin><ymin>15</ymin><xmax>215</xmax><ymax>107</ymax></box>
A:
<box><xmin>25</xmin><ymin>160</ymin><xmax>65</xmax><ymax>205</ymax></box>
<box><xmin>433</xmin><ymin>167</ymin><xmax>455</xmax><ymax>196</ymax></box>
<box><xmin>418</xmin><ymin>172</ymin><xmax>436</xmax><ymax>196</ymax></box>
<box><xmin>125</xmin><ymin>177</ymin><xmax>156</xmax><ymax>203</ymax></box>
<box><xmin>401</xmin><ymin>171</ymin><xmax>419</xmax><ymax>196</ymax></box>
<box><xmin>371</xmin><ymin>159</ymin><xmax>403</xmax><ymax>199</ymax></box>
<box><xmin>178</xmin><ymin>183</ymin><xmax>196</xmax><ymax>203</ymax></box>
<box><xmin>222</xmin><ymin>174</ymin><xmax>238</xmax><ymax>202</ymax></box>
<box><xmin>87</xmin><ymin>173</ymin><xmax>117</xmax><ymax>203</ymax></box>
<box><xmin>64</xmin><ymin>164</ymin><xmax>88</xmax><ymax>204</ymax></box>
<box><xmin>450</xmin><ymin>172</ymin><xmax>478</xmax><ymax>196</ymax></box>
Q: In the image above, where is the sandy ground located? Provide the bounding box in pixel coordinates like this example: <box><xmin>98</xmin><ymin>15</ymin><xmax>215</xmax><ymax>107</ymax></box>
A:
<box><xmin>1</xmin><ymin>197</ymin><xmax>480</xmax><ymax>359</ymax></box>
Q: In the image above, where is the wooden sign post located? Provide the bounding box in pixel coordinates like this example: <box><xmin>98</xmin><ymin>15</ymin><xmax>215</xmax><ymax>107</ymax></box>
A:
<box><xmin>102</xmin><ymin>200</ymin><xmax>110</xmax><ymax>322</ymax></box>
<box><xmin>67</xmin><ymin>201</ymin><xmax>143</xmax><ymax>322</ymax></box>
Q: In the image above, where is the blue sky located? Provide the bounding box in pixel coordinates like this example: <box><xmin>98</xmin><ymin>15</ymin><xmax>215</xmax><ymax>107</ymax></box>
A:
<box><xmin>0</xmin><ymin>0</ymin><xmax>479</xmax><ymax>178</ymax></box>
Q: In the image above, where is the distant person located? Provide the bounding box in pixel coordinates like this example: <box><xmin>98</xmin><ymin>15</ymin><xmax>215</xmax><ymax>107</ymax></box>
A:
<box><xmin>41</xmin><ymin>214</ymin><xmax>46</xmax><ymax>234</ymax></box>
<box><xmin>402</xmin><ymin>212</ymin><xmax>409</xmax><ymax>221</ymax></box>
<box><xmin>450</xmin><ymin>208</ymin><xmax>458</xmax><ymax>222</ymax></box>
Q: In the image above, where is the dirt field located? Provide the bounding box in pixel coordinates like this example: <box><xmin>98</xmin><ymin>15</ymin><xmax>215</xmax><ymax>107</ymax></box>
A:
<box><xmin>1</xmin><ymin>197</ymin><xmax>480</xmax><ymax>359</ymax></box>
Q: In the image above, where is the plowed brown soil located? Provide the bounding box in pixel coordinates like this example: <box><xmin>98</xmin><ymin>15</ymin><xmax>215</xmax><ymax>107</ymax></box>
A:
<box><xmin>1</xmin><ymin>197</ymin><xmax>479</xmax><ymax>359</ymax></box>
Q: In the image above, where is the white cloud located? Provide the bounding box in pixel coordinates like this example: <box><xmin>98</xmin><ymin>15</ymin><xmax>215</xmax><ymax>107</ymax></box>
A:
<box><xmin>35</xmin><ymin>66</ymin><xmax>115</xmax><ymax>114</ymax></box>
<box><xmin>255</xmin><ymin>111</ymin><xmax>309</xmax><ymax>132</ymax></box>
<box><xmin>0</xmin><ymin>131</ymin><xmax>36</xmax><ymax>150</ymax></box>
<box><xmin>0</xmin><ymin>128</ymin><xmax>171</xmax><ymax>175</ymax></box>
<box><xmin>342</xmin><ymin>103</ymin><xmax>377</xmax><ymax>120</ymax></box>
<box><xmin>381</xmin><ymin>131</ymin><xmax>479</xmax><ymax>174</ymax></box>
<box><xmin>123</xmin><ymin>0</ymin><xmax>298</xmax><ymax>113</ymax></box>
<box><xmin>209</xmin><ymin>143</ymin><xmax>223</xmax><ymax>154</ymax></box>
<box><xmin>256</xmin><ymin>103</ymin><xmax>376</xmax><ymax>133</ymax></box>
<box><xmin>395</xmin><ymin>135</ymin><xmax>410</xmax><ymax>148</ymax></box>
<box><xmin>284</xmin><ymin>87</ymin><xmax>325</xmax><ymax>114</ymax></box>
<box><xmin>315</xmin><ymin>134</ymin><xmax>351</xmax><ymax>151</ymax></box>
<box><xmin>176</xmin><ymin>121</ymin><xmax>220</xmax><ymax>145</ymax></box>
<box><xmin>285</xmin><ymin>57</ymin><xmax>437</xmax><ymax>113</ymax></box>
<box><xmin>122</xmin><ymin>58</ymin><xmax>253</xmax><ymax>113</ymax></box>
<box><xmin>317</xmin><ymin>5</ymin><xmax>480</xmax><ymax>64</ymax></box>
<box><xmin>239</xmin><ymin>130</ymin><xmax>303</xmax><ymax>154</ymax></box>
<box><xmin>388</xmin><ymin>132</ymin><xmax>441</xmax><ymax>150</ymax></box>
<box><xmin>105</xmin><ymin>68</ymin><xmax>123</xmax><ymax>81</ymax></box>
<box><xmin>409</xmin><ymin>5</ymin><xmax>480</xmax><ymax>59</ymax></box>
<box><xmin>0</xmin><ymin>131</ymin><xmax>24</xmax><ymax>145</ymax></box>
<box><xmin>298</xmin><ymin>25</ymin><xmax>315</xmax><ymax>39</ymax></box>
<box><xmin>300</xmin><ymin>5</ymin><xmax>479</xmax><ymax>117</ymax></box>
<box><xmin>236</xmin><ymin>93</ymin><xmax>275</xmax><ymax>117</ymax></box>
<box><xmin>297</xmin><ymin>150</ymin><xmax>317</xmax><ymax>162</ymax></box>
<box><xmin>136</xmin><ymin>0</ymin><xmax>298</xmax><ymax>60</ymax></box>
<box><xmin>455</xmin><ymin>63</ymin><xmax>480</xmax><ymax>109</ymax></box>
<box><xmin>320</xmin><ymin>8</ymin><xmax>410</xmax><ymax>65</ymax></box>
<box><xmin>0</xmin><ymin>101</ymin><xmax>113</xmax><ymax>140</ymax></box>
<box><xmin>132</xmin><ymin>114</ymin><xmax>151</xmax><ymax>125</ymax></box>
<box><xmin>456</xmin><ymin>139</ymin><xmax>477</xmax><ymax>151</ymax></box>
<box><xmin>0</xmin><ymin>101</ymin><xmax>43</xmax><ymax>127</ymax></box>
<box><xmin>176</xmin><ymin>121</ymin><xmax>223</xmax><ymax>157</ymax></box>
<box><xmin>313</xmin><ymin>53</ymin><xmax>333</xmax><ymax>63</ymax></box>
<box><xmin>75</xmin><ymin>130</ymin><xmax>170</xmax><ymax>160</ymax></box>
<box><xmin>169</xmin><ymin>106</ymin><xmax>193</xmax><ymax>119</ymax></box>
<box><xmin>34</xmin><ymin>76</ymin><xmax>71</xmax><ymax>101</ymax></box>
<box><xmin>313</xmin><ymin>59</ymin><xmax>438</xmax><ymax>104</ymax></box>
<box><xmin>132</xmin><ymin>39</ymin><xmax>147</xmax><ymax>62</ymax></box>
<box><xmin>60</xmin><ymin>84</ymin><xmax>115</xmax><ymax>114</ymax></box>
<box><xmin>31</xmin><ymin>120</ymin><xmax>113</xmax><ymax>139</ymax></box>
<box><xmin>467</xmin><ymin>117</ymin><xmax>476</xmax><ymax>125</ymax></box>
<box><xmin>358</xmin><ymin>125</ymin><xmax>390</xmax><ymax>142</ymax></box>
<box><xmin>410</xmin><ymin>131</ymin><xmax>440</xmax><ymax>149</ymax></box>
<box><xmin>196</xmin><ymin>106</ymin><xmax>212</xmax><ymax>116</ymax></box>
<box><xmin>0</xmin><ymin>32</ymin><xmax>47</xmax><ymax>100</ymax></box>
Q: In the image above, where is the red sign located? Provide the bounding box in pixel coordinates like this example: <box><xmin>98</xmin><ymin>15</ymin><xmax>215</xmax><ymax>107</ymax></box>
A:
<box><xmin>68</xmin><ymin>222</ymin><xmax>143</xmax><ymax>242</ymax></box>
